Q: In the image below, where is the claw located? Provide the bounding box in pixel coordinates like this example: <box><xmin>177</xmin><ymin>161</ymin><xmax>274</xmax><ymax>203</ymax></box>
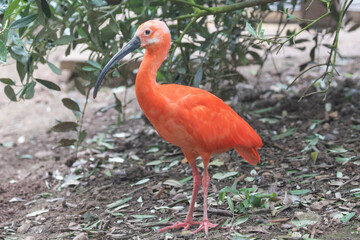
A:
<box><xmin>192</xmin><ymin>220</ymin><xmax>218</xmax><ymax>236</ymax></box>
<box><xmin>158</xmin><ymin>220</ymin><xmax>201</xmax><ymax>233</ymax></box>
<box><xmin>158</xmin><ymin>219</ymin><xmax>221</xmax><ymax>237</ymax></box>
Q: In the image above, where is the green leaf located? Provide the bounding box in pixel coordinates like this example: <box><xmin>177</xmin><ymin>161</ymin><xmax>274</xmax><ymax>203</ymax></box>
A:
<box><xmin>133</xmin><ymin>178</ymin><xmax>150</xmax><ymax>186</ymax></box>
<box><xmin>286</xmin><ymin>13</ymin><xmax>295</xmax><ymax>20</ymax></box>
<box><xmin>47</xmin><ymin>61</ymin><xmax>61</xmax><ymax>75</ymax></box>
<box><xmin>62</xmin><ymin>98</ymin><xmax>81</xmax><ymax>112</ymax></box>
<box><xmin>227</xmin><ymin>196</ymin><xmax>235</xmax><ymax>215</ymax></box>
<box><xmin>179</xmin><ymin>176</ymin><xmax>192</xmax><ymax>184</ymax></box>
<box><xmin>113</xmin><ymin>93</ymin><xmax>122</xmax><ymax>113</ymax></box>
<box><xmin>3</xmin><ymin>0</ymin><xmax>20</xmax><ymax>21</ymax></box>
<box><xmin>311</xmin><ymin>151</ymin><xmax>319</xmax><ymax>163</ymax></box>
<box><xmin>233</xmin><ymin>216</ymin><xmax>249</xmax><ymax>226</ymax></box>
<box><xmin>40</xmin><ymin>0</ymin><xmax>51</xmax><ymax>18</ymax></box>
<box><xmin>146</xmin><ymin>160</ymin><xmax>163</xmax><ymax>166</ymax></box>
<box><xmin>16</xmin><ymin>61</ymin><xmax>26</xmax><ymax>82</ymax></box>
<box><xmin>10</xmin><ymin>14</ymin><xmax>38</xmax><ymax>29</ymax></box>
<box><xmin>74</xmin><ymin>79</ymin><xmax>86</xmax><ymax>95</ymax></box>
<box><xmin>54</xmin><ymin>35</ymin><xmax>76</xmax><ymax>45</ymax></box>
<box><xmin>219</xmin><ymin>186</ymin><xmax>240</xmax><ymax>195</ymax></box>
<box><xmin>248</xmin><ymin>51</ymin><xmax>262</xmax><ymax>64</ymax></box>
<box><xmin>246</xmin><ymin>22</ymin><xmax>257</xmax><ymax>37</ymax></box>
<box><xmin>253</xmin><ymin>106</ymin><xmax>275</xmax><ymax>114</ymax></box>
<box><xmin>272</xmin><ymin>128</ymin><xmax>297</xmax><ymax>141</ymax></box>
<box><xmin>11</xmin><ymin>45</ymin><xmax>28</xmax><ymax>58</ymax></box>
<box><xmin>78</xmin><ymin>130</ymin><xmax>87</xmax><ymax>144</ymax></box>
<box><xmin>0</xmin><ymin>40</ymin><xmax>7</xmax><ymax>62</ymax></box>
<box><xmin>351</xmin><ymin>125</ymin><xmax>360</xmax><ymax>131</ymax></box>
<box><xmin>26</xmin><ymin>209</ymin><xmax>49</xmax><ymax>218</ymax></box>
<box><xmin>82</xmin><ymin>66</ymin><xmax>98</xmax><ymax>72</ymax></box>
<box><xmin>249</xmin><ymin>195</ymin><xmax>261</xmax><ymax>207</ymax></box>
<box><xmin>106</xmin><ymin>197</ymin><xmax>132</xmax><ymax>209</ymax></box>
<box><xmin>35</xmin><ymin>78</ymin><xmax>61</xmax><ymax>91</ymax></box>
<box><xmin>146</xmin><ymin>146</ymin><xmax>159</xmax><ymax>153</ymax></box>
<box><xmin>258</xmin><ymin>20</ymin><xmax>263</xmax><ymax>35</ymax></box>
<box><xmin>0</xmin><ymin>78</ymin><xmax>15</xmax><ymax>85</ymax></box>
<box><xmin>328</xmin><ymin>145</ymin><xmax>348</xmax><ymax>153</ymax></box>
<box><xmin>4</xmin><ymin>85</ymin><xmax>17</xmax><ymax>101</ymax></box>
<box><xmin>213</xmin><ymin>171</ymin><xmax>238</xmax><ymax>180</ymax></box>
<box><xmin>58</xmin><ymin>138</ymin><xmax>77</xmax><ymax>147</ymax></box>
<box><xmin>302</xmin><ymin>134</ymin><xmax>320</xmax><ymax>152</ymax></box>
<box><xmin>340</xmin><ymin>212</ymin><xmax>355</xmax><ymax>223</ymax></box>
<box><xmin>208</xmin><ymin>158</ymin><xmax>224</xmax><ymax>167</ymax></box>
<box><xmin>90</xmin><ymin>0</ymin><xmax>104</xmax><ymax>6</ymax></box>
<box><xmin>24</xmin><ymin>81</ymin><xmax>36</xmax><ymax>99</ymax></box>
<box><xmin>335</xmin><ymin>156</ymin><xmax>354</xmax><ymax>164</ymax></box>
<box><xmin>290</xmin><ymin>189</ymin><xmax>310</xmax><ymax>195</ymax></box>
<box><xmin>52</xmin><ymin>121</ymin><xmax>78</xmax><ymax>132</ymax></box>
<box><xmin>131</xmin><ymin>215</ymin><xmax>156</xmax><ymax>219</ymax></box>
<box><xmin>20</xmin><ymin>154</ymin><xmax>33</xmax><ymax>159</ymax></box>
<box><xmin>86</xmin><ymin>60</ymin><xmax>102</xmax><ymax>70</ymax></box>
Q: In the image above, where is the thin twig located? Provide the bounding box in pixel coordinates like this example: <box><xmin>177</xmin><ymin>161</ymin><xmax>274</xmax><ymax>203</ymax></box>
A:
<box><xmin>336</xmin><ymin>175</ymin><xmax>359</xmax><ymax>191</ymax></box>
<box><xmin>277</xmin><ymin>10</ymin><xmax>331</xmax><ymax>54</ymax></box>
<box><xmin>287</xmin><ymin>64</ymin><xmax>327</xmax><ymax>89</ymax></box>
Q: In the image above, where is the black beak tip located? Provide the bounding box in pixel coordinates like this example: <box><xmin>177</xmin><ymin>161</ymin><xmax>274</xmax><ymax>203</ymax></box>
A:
<box><xmin>92</xmin><ymin>35</ymin><xmax>141</xmax><ymax>100</ymax></box>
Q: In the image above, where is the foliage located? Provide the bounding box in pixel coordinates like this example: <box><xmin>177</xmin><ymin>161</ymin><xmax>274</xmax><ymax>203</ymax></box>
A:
<box><xmin>218</xmin><ymin>181</ymin><xmax>277</xmax><ymax>215</ymax></box>
<box><xmin>0</xmin><ymin>0</ymin><xmax>357</xmax><ymax>153</ymax></box>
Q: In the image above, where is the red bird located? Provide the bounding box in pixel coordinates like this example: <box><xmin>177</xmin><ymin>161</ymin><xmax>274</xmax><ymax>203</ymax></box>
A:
<box><xmin>93</xmin><ymin>20</ymin><xmax>263</xmax><ymax>236</ymax></box>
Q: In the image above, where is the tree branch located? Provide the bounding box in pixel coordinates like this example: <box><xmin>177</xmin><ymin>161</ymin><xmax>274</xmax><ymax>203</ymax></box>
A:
<box><xmin>175</xmin><ymin>0</ymin><xmax>281</xmax><ymax>20</ymax></box>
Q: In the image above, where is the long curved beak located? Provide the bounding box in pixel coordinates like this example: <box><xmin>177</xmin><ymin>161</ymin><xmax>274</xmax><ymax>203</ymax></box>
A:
<box><xmin>93</xmin><ymin>36</ymin><xmax>141</xmax><ymax>98</ymax></box>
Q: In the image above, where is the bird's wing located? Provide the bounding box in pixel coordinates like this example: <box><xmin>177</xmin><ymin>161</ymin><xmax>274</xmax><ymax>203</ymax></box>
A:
<box><xmin>158</xmin><ymin>84</ymin><xmax>263</xmax><ymax>157</ymax></box>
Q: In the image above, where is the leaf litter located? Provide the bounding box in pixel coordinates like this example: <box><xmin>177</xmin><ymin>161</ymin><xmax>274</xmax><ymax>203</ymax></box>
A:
<box><xmin>1</xmin><ymin>67</ymin><xmax>360</xmax><ymax>239</ymax></box>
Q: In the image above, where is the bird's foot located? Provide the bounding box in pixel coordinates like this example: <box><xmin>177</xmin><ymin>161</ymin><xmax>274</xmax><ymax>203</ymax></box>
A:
<box><xmin>192</xmin><ymin>219</ymin><xmax>218</xmax><ymax>236</ymax></box>
<box><xmin>158</xmin><ymin>220</ymin><xmax>201</xmax><ymax>233</ymax></box>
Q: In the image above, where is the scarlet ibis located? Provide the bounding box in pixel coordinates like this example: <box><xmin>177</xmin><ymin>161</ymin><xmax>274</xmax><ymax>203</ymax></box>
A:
<box><xmin>93</xmin><ymin>20</ymin><xmax>263</xmax><ymax>236</ymax></box>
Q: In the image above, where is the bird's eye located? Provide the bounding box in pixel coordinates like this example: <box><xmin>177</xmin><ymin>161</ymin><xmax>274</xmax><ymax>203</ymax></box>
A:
<box><xmin>144</xmin><ymin>30</ymin><xmax>151</xmax><ymax>35</ymax></box>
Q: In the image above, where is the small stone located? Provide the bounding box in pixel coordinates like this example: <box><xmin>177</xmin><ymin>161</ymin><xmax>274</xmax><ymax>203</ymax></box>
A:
<box><xmin>73</xmin><ymin>232</ymin><xmax>88</xmax><ymax>240</ymax></box>
<box><xmin>17</xmin><ymin>222</ymin><xmax>31</xmax><ymax>234</ymax></box>
<box><xmin>55</xmin><ymin>215</ymin><xmax>65</xmax><ymax>222</ymax></box>
<box><xmin>310</xmin><ymin>200</ymin><xmax>330</xmax><ymax>211</ymax></box>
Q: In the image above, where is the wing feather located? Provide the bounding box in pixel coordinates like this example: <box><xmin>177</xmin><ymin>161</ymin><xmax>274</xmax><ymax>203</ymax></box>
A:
<box><xmin>157</xmin><ymin>84</ymin><xmax>263</xmax><ymax>157</ymax></box>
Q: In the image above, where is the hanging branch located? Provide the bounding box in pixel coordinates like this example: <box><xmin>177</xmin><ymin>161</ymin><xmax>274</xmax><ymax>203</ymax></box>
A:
<box><xmin>167</xmin><ymin>0</ymin><xmax>281</xmax><ymax>67</ymax></box>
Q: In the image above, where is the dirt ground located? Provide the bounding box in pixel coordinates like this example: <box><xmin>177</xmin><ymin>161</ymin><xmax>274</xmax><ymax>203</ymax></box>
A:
<box><xmin>1</xmin><ymin>26</ymin><xmax>360</xmax><ymax>240</ymax></box>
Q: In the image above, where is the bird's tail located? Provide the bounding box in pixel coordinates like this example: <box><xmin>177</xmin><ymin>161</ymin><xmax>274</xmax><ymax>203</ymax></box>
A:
<box><xmin>235</xmin><ymin>147</ymin><xmax>261</xmax><ymax>165</ymax></box>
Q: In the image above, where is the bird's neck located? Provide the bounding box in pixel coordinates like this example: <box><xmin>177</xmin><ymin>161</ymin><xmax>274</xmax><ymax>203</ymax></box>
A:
<box><xmin>135</xmin><ymin>41</ymin><xmax>170</xmax><ymax>113</ymax></box>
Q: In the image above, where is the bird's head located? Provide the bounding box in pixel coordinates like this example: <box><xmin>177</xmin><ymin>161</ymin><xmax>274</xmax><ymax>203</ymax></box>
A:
<box><xmin>93</xmin><ymin>20</ymin><xmax>171</xmax><ymax>98</ymax></box>
<box><xmin>135</xmin><ymin>20</ymin><xmax>171</xmax><ymax>48</ymax></box>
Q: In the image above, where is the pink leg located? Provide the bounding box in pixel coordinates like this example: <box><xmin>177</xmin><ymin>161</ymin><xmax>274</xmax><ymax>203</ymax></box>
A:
<box><xmin>158</xmin><ymin>155</ymin><xmax>202</xmax><ymax>232</ymax></box>
<box><xmin>192</xmin><ymin>154</ymin><xmax>218</xmax><ymax>236</ymax></box>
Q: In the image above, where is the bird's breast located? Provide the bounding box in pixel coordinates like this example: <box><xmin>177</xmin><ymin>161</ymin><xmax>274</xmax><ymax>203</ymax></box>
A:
<box><xmin>144</xmin><ymin>105</ymin><xmax>196</xmax><ymax>149</ymax></box>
